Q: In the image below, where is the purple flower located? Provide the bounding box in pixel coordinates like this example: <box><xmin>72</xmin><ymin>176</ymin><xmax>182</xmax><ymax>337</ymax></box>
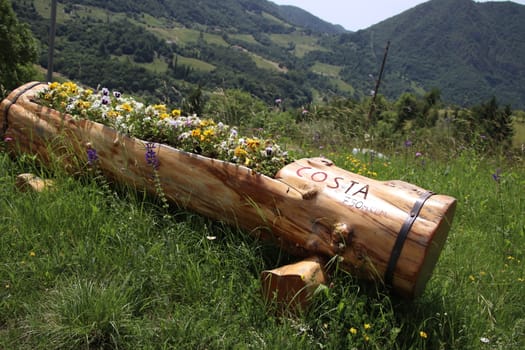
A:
<box><xmin>404</xmin><ymin>140</ymin><xmax>412</xmax><ymax>147</ymax></box>
<box><xmin>492</xmin><ymin>168</ymin><xmax>501</xmax><ymax>183</ymax></box>
<box><xmin>4</xmin><ymin>136</ymin><xmax>13</xmax><ymax>142</ymax></box>
<box><xmin>87</xmin><ymin>147</ymin><xmax>98</xmax><ymax>165</ymax></box>
<box><xmin>101</xmin><ymin>95</ymin><xmax>110</xmax><ymax>105</ymax></box>
<box><xmin>102</xmin><ymin>87</ymin><xmax>109</xmax><ymax>96</ymax></box>
<box><xmin>275</xmin><ymin>98</ymin><xmax>282</xmax><ymax>104</ymax></box>
<box><xmin>145</xmin><ymin>142</ymin><xmax>159</xmax><ymax>170</ymax></box>
<box><xmin>415</xmin><ymin>152</ymin><xmax>422</xmax><ymax>157</ymax></box>
<box><xmin>265</xmin><ymin>146</ymin><xmax>273</xmax><ymax>157</ymax></box>
<box><xmin>113</xmin><ymin>91</ymin><xmax>121</xmax><ymax>98</ymax></box>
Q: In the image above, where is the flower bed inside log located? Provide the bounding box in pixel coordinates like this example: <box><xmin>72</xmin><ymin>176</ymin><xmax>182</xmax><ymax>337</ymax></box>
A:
<box><xmin>1</xmin><ymin>81</ymin><xmax>457</xmax><ymax>298</ymax></box>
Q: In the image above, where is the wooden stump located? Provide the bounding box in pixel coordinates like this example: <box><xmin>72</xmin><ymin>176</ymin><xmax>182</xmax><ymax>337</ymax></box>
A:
<box><xmin>261</xmin><ymin>257</ymin><xmax>327</xmax><ymax>312</ymax></box>
<box><xmin>15</xmin><ymin>173</ymin><xmax>54</xmax><ymax>192</ymax></box>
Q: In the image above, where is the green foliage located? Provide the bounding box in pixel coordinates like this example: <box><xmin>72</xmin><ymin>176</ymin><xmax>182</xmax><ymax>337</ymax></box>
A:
<box><xmin>0</xmin><ymin>0</ymin><xmax>39</xmax><ymax>91</ymax></box>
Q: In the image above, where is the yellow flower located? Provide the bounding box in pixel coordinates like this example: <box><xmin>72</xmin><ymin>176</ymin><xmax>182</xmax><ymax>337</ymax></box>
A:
<box><xmin>191</xmin><ymin>128</ymin><xmax>201</xmax><ymax>138</ymax></box>
<box><xmin>363</xmin><ymin>335</ymin><xmax>370</xmax><ymax>342</ymax></box>
<box><xmin>246</xmin><ymin>138</ymin><xmax>261</xmax><ymax>150</ymax></box>
<box><xmin>29</xmin><ymin>251</ymin><xmax>36</xmax><ymax>257</ymax></box>
<box><xmin>49</xmin><ymin>82</ymin><xmax>59</xmax><ymax>90</ymax></box>
<box><xmin>160</xmin><ymin>113</ymin><xmax>170</xmax><ymax>120</ymax></box>
<box><xmin>469</xmin><ymin>275</ymin><xmax>476</xmax><ymax>281</ymax></box>
<box><xmin>107</xmin><ymin>110</ymin><xmax>120</xmax><ymax>118</ymax></box>
<box><xmin>153</xmin><ymin>104</ymin><xmax>167</xmax><ymax>113</ymax></box>
<box><xmin>119</xmin><ymin>102</ymin><xmax>133</xmax><ymax>113</ymax></box>
<box><xmin>419</xmin><ymin>331</ymin><xmax>428</xmax><ymax>339</ymax></box>
<box><xmin>364</xmin><ymin>323</ymin><xmax>371</xmax><ymax>330</ymax></box>
<box><xmin>349</xmin><ymin>327</ymin><xmax>357</xmax><ymax>335</ymax></box>
<box><xmin>171</xmin><ymin>109</ymin><xmax>181</xmax><ymax>117</ymax></box>
<box><xmin>234</xmin><ymin>146</ymin><xmax>248</xmax><ymax>158</ymax></box>
<box><xmin>5</xmin><ymin>283</ymin><xmax>10</xmax><ymax>289</ymax></box>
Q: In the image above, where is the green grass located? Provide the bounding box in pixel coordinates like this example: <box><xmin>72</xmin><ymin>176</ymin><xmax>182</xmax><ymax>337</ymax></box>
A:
<box><xmin>1</xmin><ymin>137</ymin><xmax>524</xmax><ymax>349</ymax></box>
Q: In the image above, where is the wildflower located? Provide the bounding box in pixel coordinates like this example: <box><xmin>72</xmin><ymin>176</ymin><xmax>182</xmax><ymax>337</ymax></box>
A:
<box><xmin>349</xmin><ymin>327</ymin><xmax>357</xmax><ymax>335</ymax></box>
<box><xmin>404</xmin><ymin>140</ymin><xmax>412</xmax><ymax>147</ymax></box>
<box><xmin>480</xmin><ymin>337</ymin><xmax>490</xmax><ymax>344</ymax></box>
<box><xmin>363</xmin><ymin>335</ymin><xmax>370</xmax><ymax>342</ymax></box>
<box><xmin>29</xmin><ymin>251</ymin><xmax>36</xmax><ymax>257</ymax></box>
<box><xmin>5</xmin><ymin>283</ymin><xmax>10</xmax><ymax>289</ymax></box>
<box><xmin>415</xmin><ymin>152</ymin><xmax>422</xmax><ymax>157</ymax></box>
<box><xmin>469</xmin><ymin>275</ymin><xmax>476</xmax><ymax>281</ymax></box>
<box><xmin>419</xmin><ymin>331</ymin><xmax>428</xmax><ymax>339</ymax></box>
<box><xmin>87</xmin><ymin>146</ymin><xmax>98</xmax><ymax>165</ymax></box>
<box><xmin>145</xmin><ymin>142</ymin><xmax>159</xmax><ymax>170</ymax></box>
<box><xmin>492</xmin><ymin>168</ymin><xmax>501</xmax><ymax>183</ymax></box>
<box><xmin>4</xmin><ymin>136</ymin><xmax>13</xmax><ymax>142</ymax></box>
<box><xmin>364</xmin><ymin>323</ymin><xmax>371</xmax><ymax>330</ymax></box>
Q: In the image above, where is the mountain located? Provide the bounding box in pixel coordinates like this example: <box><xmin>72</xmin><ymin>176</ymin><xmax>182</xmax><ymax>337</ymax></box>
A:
<box><xmin>11</xmin><ymin>0</ymin><xmax>525</xmax><ymax>109</ymax></box>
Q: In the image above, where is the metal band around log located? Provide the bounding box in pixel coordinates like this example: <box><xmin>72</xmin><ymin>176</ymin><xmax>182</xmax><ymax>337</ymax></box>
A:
<box><xmin>384</xmin><ymin>190</ymin><xmax>435</xmax><ymax>287</ymax></box>
<box><xmin>2</xmin><ymin>82</ymin><xmax>46</xmax><ymax>137</ymax></box>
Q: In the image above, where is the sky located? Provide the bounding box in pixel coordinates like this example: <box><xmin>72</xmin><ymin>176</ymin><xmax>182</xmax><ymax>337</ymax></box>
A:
<box><xmin>271</xmin><ymin>0</ymin><xmax>525</xmax><ymax>31</ymax></box>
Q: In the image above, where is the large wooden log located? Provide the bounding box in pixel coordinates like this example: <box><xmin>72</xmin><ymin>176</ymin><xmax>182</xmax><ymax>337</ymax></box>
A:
<box><xmin>0</xmin><ymin>82</ymin><xmax>457</xmax><ymax>298</ymax></box>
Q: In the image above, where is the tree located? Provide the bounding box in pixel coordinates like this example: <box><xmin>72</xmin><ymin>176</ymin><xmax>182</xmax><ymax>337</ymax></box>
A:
<box><xmin>0</xmin><ymin>0</ymin><xmax>39</xmax><ymax>92</ymax></box>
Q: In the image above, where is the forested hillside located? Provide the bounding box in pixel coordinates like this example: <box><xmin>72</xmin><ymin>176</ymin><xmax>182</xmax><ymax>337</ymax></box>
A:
<box><xmin>10</xmin><ymin>0</ymin><xmax>525</xmax><ymax>109</ymax></box>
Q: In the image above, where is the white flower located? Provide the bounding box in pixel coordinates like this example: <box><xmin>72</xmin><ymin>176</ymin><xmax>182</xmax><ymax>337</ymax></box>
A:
<box><xmin>480</xmin><ymin>337</ymin><xmax>490</xmax><ymax>344</ymax></box>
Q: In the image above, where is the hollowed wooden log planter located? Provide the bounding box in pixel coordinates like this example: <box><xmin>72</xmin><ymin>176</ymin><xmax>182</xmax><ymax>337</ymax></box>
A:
<box><xmin>1</xmin><ymin>82</ymin><xmax>456</xmax><ymax>298</ymax></box>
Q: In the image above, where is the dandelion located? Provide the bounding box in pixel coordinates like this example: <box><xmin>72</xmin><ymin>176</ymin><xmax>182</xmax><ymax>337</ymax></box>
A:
<box><xmin>349</xmin><ymin>327</ymin><xmax>357</xmax><ymax>335</ymax></box>
<box><xmin>469</xmin><ymin>275</ymin><xmax>476</xmax><ymax>281</ymax></box>
<box><xmin>364</xmin><ymin>323</ymin><xmax>371</xmax><ymax>330</ymax></box>
<box><xmin>419</xmin><ymin>331</ymin><xmax>428</xmax><ymax>339</ymax></box>
<box><xmin>29</xmin><ymin>251</ymin><xmax>36</xmax><ymax>257</ymax></box>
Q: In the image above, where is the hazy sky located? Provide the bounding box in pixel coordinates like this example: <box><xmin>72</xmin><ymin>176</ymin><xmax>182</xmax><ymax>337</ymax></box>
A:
<box><xmin>271</xmin><ymin>0</ymin><xmax>525</xmax><ymax>31</ymax></box>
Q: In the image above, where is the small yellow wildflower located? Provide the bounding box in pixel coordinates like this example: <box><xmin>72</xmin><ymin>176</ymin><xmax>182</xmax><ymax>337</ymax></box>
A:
<box><xmin>363</xmin><ymin>335</ymin><xmax>370</xmax><ymax>342</ymax></box>
<box><xmin>5</xmin><ymin>283</ymin><xmax>10</xmax><ymax>289</ymax></box>
<box><xmin>469</xmin><ymin>275</ymin><xmax>476</xmax><ymax>281</ymax></box>
<box><xmin>419</xmin><ymin>331</ymin><xmax>428</xmax><ymax>339</ymax></box>
<box><xmin>518</xmin><ymin>278</ymin><xmax>524</xmax><ymax>282</ymax></box>
<box><xmin>349</xmin><ymin>327</ymin><xmax>357</xmax><ymax>335</ymax></box>
<box><xmin>364</xmin><ymin>323</ymin><xmax>371</xmax><ymax>330</ymax></box>
<box><xmin>29</xmin><ymin>251</ymin><xmax>36</xmax><ymax>257</ymax></box>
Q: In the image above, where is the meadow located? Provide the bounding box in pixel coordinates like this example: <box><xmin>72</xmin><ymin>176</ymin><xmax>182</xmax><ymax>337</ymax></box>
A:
<box><xmin>1</xmin><ymin>125</ymin><xmax>523</xmax><ymax>349</ymax></box>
